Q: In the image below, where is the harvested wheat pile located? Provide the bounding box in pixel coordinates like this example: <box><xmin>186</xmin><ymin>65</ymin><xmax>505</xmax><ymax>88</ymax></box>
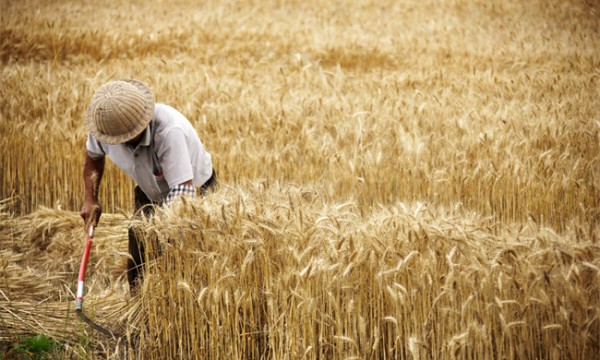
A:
<box><xmin>1</xmin><ymin>183</ymin><xmax>598</xmax><ymax>359</ymax></box>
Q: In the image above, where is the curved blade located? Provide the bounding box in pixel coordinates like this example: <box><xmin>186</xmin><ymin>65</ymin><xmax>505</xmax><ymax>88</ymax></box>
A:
<box><xmin>76</xmin><ymin>309</ymin><xmax>120</xmax><ymax>339</ymax></box>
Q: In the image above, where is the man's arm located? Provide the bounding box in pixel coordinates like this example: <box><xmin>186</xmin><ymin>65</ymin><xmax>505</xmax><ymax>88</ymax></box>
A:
<box><xmin>80</xmin><ymin>152</ymin><xmax>105</xmax><ymax>230</ymax></box>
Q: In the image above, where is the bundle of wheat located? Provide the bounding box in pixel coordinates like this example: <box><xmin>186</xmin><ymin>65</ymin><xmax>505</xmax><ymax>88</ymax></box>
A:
<box><xmin>0</xmin><ymin>201</ymin><xmax>131</xmax><ymax>357</ymax></box>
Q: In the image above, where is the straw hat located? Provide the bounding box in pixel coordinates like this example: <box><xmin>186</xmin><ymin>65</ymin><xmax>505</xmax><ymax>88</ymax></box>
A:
<box><xmin>86</xmin><ymin>79</ymin><xmax>155</xmax><ymax>144</ymax></box>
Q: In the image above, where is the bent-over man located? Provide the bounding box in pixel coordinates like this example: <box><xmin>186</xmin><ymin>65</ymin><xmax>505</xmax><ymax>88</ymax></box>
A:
<box><xmin>80</xmin><ymin>79</ymin><xmax>216</xmax><ymax>290</ymax></box>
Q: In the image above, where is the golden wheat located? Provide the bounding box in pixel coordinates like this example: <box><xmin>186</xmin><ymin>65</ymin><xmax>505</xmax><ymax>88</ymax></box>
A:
<box><xmin>1</xmin><ymin>183</ymin><xmax>598</xmax><ymax>358</ymax></box>
<box><xmin>1</xmin><ymin>0</ymin><xmax>599</xmax><ymax>358</ymax></box>
<box><xmin>1</xmin><ymin>0</ymin><xmax>598</xmax><ymax>228</ymax></box>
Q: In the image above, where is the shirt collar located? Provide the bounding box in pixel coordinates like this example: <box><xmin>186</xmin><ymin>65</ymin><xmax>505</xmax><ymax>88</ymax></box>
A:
<box><xmin>139</xmin><ymin>124</ymin><xmax>151</xmax><ymax>147</ymax></box>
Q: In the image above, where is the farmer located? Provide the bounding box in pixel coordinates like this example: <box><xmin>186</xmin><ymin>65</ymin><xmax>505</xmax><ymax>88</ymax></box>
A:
<box><xmin>80</xmin><ymin>79</ymin><xmax>216</xmax><ymax>291</ymax></box>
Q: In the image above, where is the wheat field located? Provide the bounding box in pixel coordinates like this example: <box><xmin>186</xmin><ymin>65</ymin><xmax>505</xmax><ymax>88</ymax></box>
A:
<box><xmin>0</xmin><ymin>0</ymin><xmax>599</xmax><ymax>359</ymax></box>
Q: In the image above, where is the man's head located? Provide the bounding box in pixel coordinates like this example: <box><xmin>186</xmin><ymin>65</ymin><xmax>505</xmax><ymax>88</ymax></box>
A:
<box><xmin>86</xmin><ymin>79</ymin><xmax>155</xmax><ymax>144</ymax></box>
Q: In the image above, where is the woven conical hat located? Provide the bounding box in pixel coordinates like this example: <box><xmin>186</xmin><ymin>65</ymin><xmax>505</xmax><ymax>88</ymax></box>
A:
<box><xmin>86</xmin><ymin>79</ymin><xmax>155</xmax><ymax>144</ymax></box>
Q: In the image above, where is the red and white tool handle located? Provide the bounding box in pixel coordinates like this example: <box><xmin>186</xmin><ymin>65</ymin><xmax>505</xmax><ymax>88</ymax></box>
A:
<box><xmin>75</xmin><ymin>225</ymin><xmax>94</xmax><ymax>311</ymax></box>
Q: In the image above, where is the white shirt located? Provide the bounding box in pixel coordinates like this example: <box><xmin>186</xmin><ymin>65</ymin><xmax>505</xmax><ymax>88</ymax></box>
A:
<box><xmin>86</xmin><ymin>103</ymin><xmax>213</xmax><ymax>201</ymax></box>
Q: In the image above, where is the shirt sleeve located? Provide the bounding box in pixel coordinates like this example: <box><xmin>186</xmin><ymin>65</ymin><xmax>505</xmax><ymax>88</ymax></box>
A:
<box><xmin>165</xmin><ymin>184</ymin><xmax>196</xmax><ymax>206</ymax></box>
<box><xmin>86</xmin><ymin>133</ymin><xmax>106</xmax><ymax>160</ymax></box>
<box><xmin>156</xmin><ymin>128</ymin><xmax>194</xmax><ymax>188</ymax></box>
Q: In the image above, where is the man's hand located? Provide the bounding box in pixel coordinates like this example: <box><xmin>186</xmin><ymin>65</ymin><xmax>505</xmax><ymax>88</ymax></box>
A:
<box><xmin>81</xmin><ymin>200</ymin><xmax>101</xmax><ymax>231</ymax></box>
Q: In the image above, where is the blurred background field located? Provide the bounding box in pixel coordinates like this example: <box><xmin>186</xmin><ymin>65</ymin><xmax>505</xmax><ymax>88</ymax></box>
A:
<box><xmin>0</xmin><ymin>0</ymin><xmax>598</xmax><ymax>358</ymax></box>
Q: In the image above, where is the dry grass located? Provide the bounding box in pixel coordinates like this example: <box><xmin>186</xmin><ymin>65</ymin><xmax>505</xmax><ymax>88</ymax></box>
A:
<box><xmin>1</xmin><ymin>0</ymin><xmax>599</xmax><ymax>358</ymax></box>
